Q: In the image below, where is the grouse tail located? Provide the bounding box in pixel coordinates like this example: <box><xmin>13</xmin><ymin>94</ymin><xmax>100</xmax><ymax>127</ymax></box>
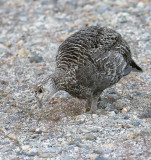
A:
<box><xmin>131</xmin><ymin>59</ymin><xmax>143</xmax><ymax>72</ymax></box>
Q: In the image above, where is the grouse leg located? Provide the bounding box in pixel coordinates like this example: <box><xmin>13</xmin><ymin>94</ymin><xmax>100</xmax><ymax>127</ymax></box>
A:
<box><xmin>85</xmin><ymin>98</ymin><xmax>91</xmax><ymax>112</ymax></box>
<box><xmin>90</xmin><ymin>96</ymin><xmax>99</xmax><ymax>113</ymax></box>
<box><xmin>86</xmin><ymin>95</ymin><xmax>100</xmax><ymax>113</ymax></box>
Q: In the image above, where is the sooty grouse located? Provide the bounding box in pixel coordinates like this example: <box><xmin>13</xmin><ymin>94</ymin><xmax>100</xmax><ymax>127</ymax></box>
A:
<box><xmin>49</xmin><ymin>26</ymin><xmax>142</xmax><ymax>113</ymax></box>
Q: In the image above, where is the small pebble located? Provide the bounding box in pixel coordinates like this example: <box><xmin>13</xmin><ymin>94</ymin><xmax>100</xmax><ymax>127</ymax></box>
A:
<box><xmin>82</xmin><ymin>5</ymin><xmax>93</xmax><ymax>12</ymax></box>
<box><xmin>74</xmin><ymin>147</ymin><xmax>79</xmax><ymax>152</ymax></box>
<box><xmin>18</xmin><ymin>48</ymin><xmax>27</xmax><ymax>57</ymax></box>
<box><xmin>17</xmin><ymin>40</ymin><xmax>24</xmax><ymax>47</ymax></box>
<box><xmin>9</xmin><ymin>116</ymin><xmax>19</xmax><ymax>121</ymax></box>
<box><xmin>121</xmin><ymin>106</ymin><xmax>130</xmax><ymax>113</ymax></box>
<box><xmin>29</xmin><ymin>55</ymin><xmax>43</xmax><ymax>63</ymax></box>
<box><xmin>27</xmin><ymin>152</ymin><xmax>38</xmax><ymax>157</ymax></box>
<box><xmin>124</xmin><ymin>115</ymin><xmax>130</xmax><ymax>120</ymax></box>
<box><xmin>7</xmin><ymin>133</ymin><xmax>17</xmax><ymax>140</ymax></box>
<box><xmin>95</xmin><ymin>156</ymin><xmax>107</xmax><ymax>160</ymax></box>
<box><xmin>92</xmin><ymin>114</ymin><xmax>98</xmax><ymax>119</ymax></box>
<box><xmin>120</xmin><ymin>16</ymin><xmax>127</xmax><ymax>23</ymax></box>
<box><xmin>136</xmin><ymin>92</ymin><xmax>142</xmax><ymax>96</ymax></box>
<box><xmin>0</xmin><ymin>43</ymin><xmax>7</xmax><ymax>49</ymax></box>
<box><xmin>49</xmin><ymin>147</ymin><xmax>59</xmax><ymax>153</ymax></box>
<box><xmin>5</xmin><ymin>52</ymin><xmax>13</xmax><ymax>57</ymax></box>
<box><xmin>34</xmin><ymin>70</ymin><xmax>44</xmax><ymax>75</ymax></box>
<box><xmin>142</xmin><ymin>37</ymin><xmax>150</xmax><ymax>41</ymax></box>
<box><xmin>93</xmin><ymin>148</ymin><xmax>103</xmax><ymax>154</ymax></box>
<box><xmin>88</xmin><ymin>127</ymin><xmax>99</xmax><ymax>132</ymax></box>
<box><xmin>109</xmin><ymin>111</ymin><xmax>116</xmax><ymax>116</ymax></box>
<box><xmin>97</xmin><ymin>4</ymin><xmax>110</xmax><ymax>13</ymax></box>
<box><xmin>139</xmin><ymin>131</ymin><xmax>149</xmax><ymax>136</ymax></box>
<box><xmin>21</xmin><ymin>145</ymin><xmax>30</xmax><ymax>151</ymax></box>
<box><xmin>89</xmin><ymin>154</ymin><xmax>98</xmax><ymax>159</ymax></box>
<box><xmin>84</xmin><ymin>133</ymin><xmax>96</xmax><ymax>141</ymax></box>
<box><xmin>139</xmin><ymin>107</ymin><xmax>151</xmax><ymax>119</ymax></box>
<box><xmin>132</xmin><ymin>121</ymin><xmax>140</xmax><ymax>126</ymax></box>
<box><xmin>137</xmin><ymin>2</ymin><xmax>144</xmax><ymax>8</ymax></box>
<box><xmin>68</xmin><ymin>138</ymin><xmax>82</xmax><ymax>146</ymax></box>
<box><xmin>98</xmin><ymin>100</ymin><xmax>108</xmax><ymax>109</ymax></box>
<box><xmin>40</xmin><ymin>152</ymin><xmax>51</xmax><ymax>158</ymax></box>
<box><xmin>16</xmin><ymin>151</ymin><xmax>27</xmax><ymax>156</ymax></box>
<box><xmin>116</xmin><ymin>99</ymin><xmax>127</xmax><ymax>110</ymax></box>
<box><xmin>107</xmin><ymin>93</ymin><xmax>119</xmax><ymax>102</ymax></box>
<box><xmin>61</xmin><ymin>156</ymin><xmax>73</xmax><ymax>160</ymax></box>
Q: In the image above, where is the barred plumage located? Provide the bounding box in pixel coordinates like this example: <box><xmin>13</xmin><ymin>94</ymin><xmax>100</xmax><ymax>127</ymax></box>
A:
<box><xmin>51</xmin><ymin>26</ymin><xmax>142</xmax><ymax>113</ymax></box>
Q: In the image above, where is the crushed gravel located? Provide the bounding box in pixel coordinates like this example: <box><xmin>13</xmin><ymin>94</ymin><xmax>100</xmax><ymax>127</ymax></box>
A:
<box><xmin>0</xmin><ymin>0</ymin><xmax>151</xmax><ymax>159</ymax></box>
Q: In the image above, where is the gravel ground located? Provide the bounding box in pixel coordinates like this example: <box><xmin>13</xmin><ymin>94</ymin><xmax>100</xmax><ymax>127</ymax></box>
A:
<box><xmin>0</xmin><ymin>0</ymin><xmax>151</xmax><ymax>159</ymax></box>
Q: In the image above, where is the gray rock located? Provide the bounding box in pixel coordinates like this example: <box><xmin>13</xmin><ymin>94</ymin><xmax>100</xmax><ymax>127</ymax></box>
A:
<box><xmin>139</xmin><ymin>131</ymin><xmax>150</xmax><ymax>136</ymax></box>
<box><xmin>49</xmin><ymin>147</ymin><xmax>59</xmax><ymax>153</ymax></box>
<box><xmin>98</xmin><ymin>100</ymin><xmax>108</xmax><ymax>109</ymax></box>
<box><xmin>107</xmin><ymin>93</ymin><xmax>119</xmax><ymax>102</ymax></box>
<box><xmin>41</xmin><ymin>1</ymin><xmax>50</xmax><ymax>6</ymax></box>
<box><xmin>136</xmin><ymin>92</ymin><xmax>142</xmax><ymax>96</ymax></box>
<box><xmin>68</xmin><ymin>138</ymin><xmax>83</xmax><ymax>147</ymax></box>
<box><xmin>95</xmin><ymin>156</ymin><xmax>107</xmax><ymax>160</ymax></box>
<box><xmin>132</xmin><ymin>121</ymin><xmax>141</xmax><ymax>126</ymax></box>
<box><xmin>27</xmin><ymin>152</ymin><xmax>38</xmax><ymax>157</ymax></box>
<box><xmin>9</xmin><ymin>116</ymin><xmax>19</xmax><ymax>121</ymax></box>
<box><xmin>40</xmin><ymin>152</ymin><xmax>51</xmax><ymax>158</ymax></box>
<box><xmin>34</xmin><ymin>70</ymin><xmax>44</xmax><ymax>75</ymax></box>
<box><xmin>5</xmin><ymin>52</ymin><xmax>13</xmax><ymax>57</ymax></box>
<box><xmin>124</xmin><ymin>115</ymin><xmax>130</xmax><ymax>120</ymax></box>
<box><xmin>16</xmin><ymin>151</ymin><xmax>27</xmax><ymax>156</ymax></box>
<box><xmin>97</xmin><ymin>5</ymin><xmax>110</xmax><ymax>13</ymax></box>
<box><xmin>106</xmin><ymin>89</ymin><xmax>119</xmax><ymax>103</ymax></box>
<box><xmin>30</xmin><ymin>134</ymin><xmax>39</xmax><ymax>139</ymax></box>
<box><xmin>120</xmin><ymin>16</ymin><xmax>127</xmax><ymax>23</ymax></box>
<box><xmin>93</xmin><ymin>148</ymin><xmax>103</xmax><ymax>154</ymax></box>
<box><xmin>88</xmin><ymin>127</ymin><xmax>99</xmax><ymax>133</ymax></box>
<box><xmin>29</xmin><ymin>55</ymin><xmax>43</xmax><ymax>63</ymax></box>
<box><xmin>84</xmin><ymin>133</ymin><xmax>96</xmax><ymax>141</ymax></box>
<box><xmin>73</xmin><ymin>138</ymin><xmax>82</xmax><ymax>143</ymax></box>
<box><xmin>139</xmin><ymin>107</ymin><xmax>151</xmax><ymax>119</ymax></box>
<box><xmin>61</xmin><ymin>156</ymin><xmax>73</xmax><ymax>160</ymax></box>
<box><xmin>116</xmin><ymin>99</ymin><xmax>127</xmax><ymax>110</ymax></box>
<box><xmin>142</xmin><ymin>37</ymin><xmax>150</xmax><ymax>41</ymax></box>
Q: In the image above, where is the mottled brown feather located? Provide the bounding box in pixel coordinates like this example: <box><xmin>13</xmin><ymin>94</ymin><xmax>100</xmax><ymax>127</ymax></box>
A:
<box><xmin>52</xmin><ymin>26</ymin><xmax>142</xmax><ymax>100</ymax></box>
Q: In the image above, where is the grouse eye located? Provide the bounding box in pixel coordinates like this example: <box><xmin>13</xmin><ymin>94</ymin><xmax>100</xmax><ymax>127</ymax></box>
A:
<box><xmin>36</xmin><ymin>86</ymin><xmax>43</xmax><ymax>94</ymax></box>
